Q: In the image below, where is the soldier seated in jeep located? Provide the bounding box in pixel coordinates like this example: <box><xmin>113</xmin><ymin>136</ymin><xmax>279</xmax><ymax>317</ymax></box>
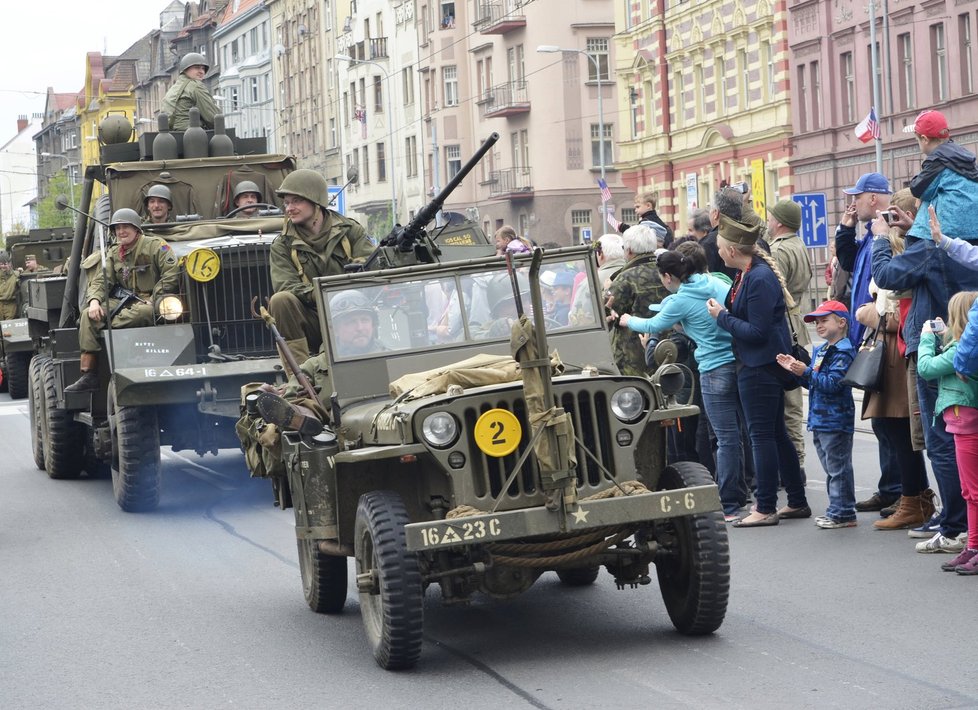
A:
<box><xmin>142</xmin><ymin>184</ymin><xmax>173</xmax><ymax>225</ymax></box>
<box><xmin>228</xmin><ymin>180</ymin><xmax>263</xmax><ymax>218</ymax></box>
<box><xmin>65</xmin><ymin>209</ymin><xmax>180</xmax><ymax>392</ymax></box>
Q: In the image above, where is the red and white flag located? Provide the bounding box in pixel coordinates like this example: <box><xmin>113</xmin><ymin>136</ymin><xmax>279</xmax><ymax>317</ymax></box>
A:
<box><xmin>605</xmin><ymin>212</ymin><xmax>620</xmax><ymax>231</ymax></box>
<box><xmin>597</xmin><ymin>178</ymin><xmax>613</xmax><ymax>203</ymax></box>
<box><xmin>855</xmin><ymin>107</ymin><xmax>881</xmax><ymax>143</ymax></box>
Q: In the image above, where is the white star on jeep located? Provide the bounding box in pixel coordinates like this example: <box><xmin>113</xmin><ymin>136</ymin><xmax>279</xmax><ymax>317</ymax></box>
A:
<box><xmin>572</xmin><ymin>507</ymin><xmax>589</xmax><ymax>524</ymax></box>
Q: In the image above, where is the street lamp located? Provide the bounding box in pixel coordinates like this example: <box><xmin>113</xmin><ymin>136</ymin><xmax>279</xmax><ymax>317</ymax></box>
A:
<box><xmin>335</xmin><ymin>54</ymin><xmax>397</xmax><ymax>226</ymax></box>
<box><xmin>40</xmin><ymin>151</ymin><xmax>76</xmax><ymax>213</ymax></box>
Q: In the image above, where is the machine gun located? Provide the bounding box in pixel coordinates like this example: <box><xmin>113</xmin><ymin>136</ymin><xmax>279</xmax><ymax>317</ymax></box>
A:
<box><xmin>358</xmin><ymin>132</ymin><xmax>499</xmax><ymax>272</ymax></box>
<box><xmin>108</xmin><ymin>284</ymin><xmax>150</xmax><ymax>320</ymax></box>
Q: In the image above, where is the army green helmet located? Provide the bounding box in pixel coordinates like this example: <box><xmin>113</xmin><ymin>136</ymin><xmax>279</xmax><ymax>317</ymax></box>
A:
<box><xmin>109</xmin><ymin>208</ymin><xmax>143</xmax><ymax>232</ymax></box>
<box><xmin>179</xmin><ymin>52</ymin><xmax>209</xmax><ymax>74</ymax></box>
<box><xmin>233</xmin><ymin>180</ymin><xmax>262</xmax><ymax>201</ymax></box>
<box><xmin>144</xmin><ymin>184</ymin><xmax>173</xmax><ymax>207</ymax></box>
<box><xmin>0</xmin><ymin>251</ymin><xmax>10</xmax><ymax>265</ymax></box>
<box><xmin>276</xmin><ymin>169</ymin><xmax>330</xmax><ymax>211</ymax></box>
<box><xmin>329</xmin><ymin>290</ymin><xmax>376</xmax><ymax>324</ymax></box>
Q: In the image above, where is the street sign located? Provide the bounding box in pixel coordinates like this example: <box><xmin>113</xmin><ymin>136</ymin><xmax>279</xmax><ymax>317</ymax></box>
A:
<box><xmin>580</xmin><ymin>227</ymin><xmax>592</xmax><ymax>244</ymax></box>
<box><xmin>792</xmin><ymin>193</ymin><xmax>828</xmax><ymax>248</ymax></box>
<box><xmin>327</xmin><ymin>185</ymin><xmax>347</xmax><ymax>215</ymax></box>
<box><xmin>686</xmin><ymin>174</ymin><xmax>698</xmax><ymax>210</ymax></box>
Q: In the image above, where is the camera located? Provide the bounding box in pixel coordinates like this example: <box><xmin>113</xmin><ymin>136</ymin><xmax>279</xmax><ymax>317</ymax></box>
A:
<box><xmin>926</xmin><ymin>319</ymin><xmax>946</xmax><ymax>333</ymax></box>
<box><xmin>732</xmin><ymin>181</ymin><xmax>749</xmax><ymax>194</ymax></box>
<box><xmin>881</xmin><ymin>211</ymin><xmax>892</xmax><ymax>224</ymax></box>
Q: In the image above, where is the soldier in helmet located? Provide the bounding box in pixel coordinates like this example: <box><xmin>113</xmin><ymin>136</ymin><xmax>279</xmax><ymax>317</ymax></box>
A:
<box><xmin>143</xmin><ymin>184</ymin><xmax>173</xmax><ymax>224</ymax></box>
<box><xmin>21</xmin><ymin>254</ymin><xmax>47</xmax><ymax>274</ymax></box>
<box><xmin>268</xmin><ymin>169</ymin><xmax>372</xmax><ymax>367</ymax></box>
<box><xmin>65</xmin><ymin>209</ymin><xmax>181</xmax><ymax>392</ymax></box>
<box><xmin>0</xmin><ymin>252</ymin><xmax>18</xmax><ymax>320</ymax></box>
<box><xmin>229</xmin><ymin>180</ymin><xmax>262</xmax><ymax>218</ymax></box>
<box><xmin>161</xmin><ymin>52</ymin><xmax>219</xmax><ymax>131</ymax></box>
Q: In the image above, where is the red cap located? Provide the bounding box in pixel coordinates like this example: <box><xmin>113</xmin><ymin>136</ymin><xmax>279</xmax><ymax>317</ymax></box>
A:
<box><xmin>804</xmin><ymin>300</ymin><xmax>850</xmax><ymax>323</ymax></box>
<box><xmin>902</xmin><ymin>110</ymin><xmax>950</xmax><ymax>139</ymax></box>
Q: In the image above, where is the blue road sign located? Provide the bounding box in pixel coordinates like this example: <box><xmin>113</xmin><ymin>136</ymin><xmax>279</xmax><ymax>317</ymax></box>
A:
<box><xmin>327</xmin><ymin>185</ymin><xmax>347</xmax><ymax>215</ymax></box>
<box><xmin>580</xmin><ymin>227</ymin><xmax>592</xmax><ymax>244</ymax></box>
<box><xmin>792</xmin><ymin>193</ymin><xmax>828</xmax><ymax>248</ymax></box>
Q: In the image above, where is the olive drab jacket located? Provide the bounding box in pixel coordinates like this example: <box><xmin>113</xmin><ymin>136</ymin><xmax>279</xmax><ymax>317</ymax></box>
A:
<box><xmin>162</xmin><ymin>75</ymin><xmax>219</xmax><ymax>131</ymax></box>
<box><xmin>0</xmin><ymin>269</ymin><xmax>18</xmax><ymax>320</ymax></box>
<box><xmin>607</xmin><ymin>252</ymin><xmax>669</xmax><ymax>376</ymax></box>
<box><xmin>769</xmin><ymin>231</ymin><xmax>813</xmax><ymax>347</ymax></box>
<box><xmin>269</xmin><ymin>211</ymin><xmax>373</xmax><ymax>307</ymax></box>
<box><xmin>84</xmin><ymin>234</ymin><xmax>181</xmax><ymax>308</ymax></box>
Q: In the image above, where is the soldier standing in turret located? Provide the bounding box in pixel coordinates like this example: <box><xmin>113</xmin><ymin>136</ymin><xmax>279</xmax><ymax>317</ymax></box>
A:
<box><xmin>162</xmin><ymin>52</ymin><xmax>219</xmax><ymax>131</ymax></box>
<box><xmin>0</xmin><ymin>252</ymin><xmax>18</xmax><ymax>320</ymax></box>
<box><xmin>268</xmin><ymin>169</ymin><xmax>372</xmax><ymax>367</ymax></box>
<box><xmin>64</xmin><ymin>209</ymin><xmax>180</xmax><ymax>392</ymax></box>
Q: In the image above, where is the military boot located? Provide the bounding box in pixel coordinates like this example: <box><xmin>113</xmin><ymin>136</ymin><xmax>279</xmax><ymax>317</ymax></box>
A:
<box><xmin>256</xmin><ymin>391</ymin><xmax>327</xmax><ymax>437</ymax></box>
<box><xmin>279</xmin><ymin>337</ymin><xmax>310</xmax><ymax>376</ymax></box>
<box><xmin>873</xmin><ymin>490</ymin><xmax>936</xmax><ymax>530</ymax></box>
<box><xmin>64</xmin><ymin>352</ymin><xmax>99</xmax><ymax>393</ymax></box>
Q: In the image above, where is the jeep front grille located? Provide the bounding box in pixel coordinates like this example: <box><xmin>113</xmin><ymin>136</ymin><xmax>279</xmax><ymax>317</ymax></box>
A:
<box><xmin>462</xmin><ymin>389</ymin><xmax>613</xmax><ymax>502</ymax></box>
<box><xmin>184</xmin><ymin>243</ymin><xmax>277</xmax><ymax>360</ymax></box>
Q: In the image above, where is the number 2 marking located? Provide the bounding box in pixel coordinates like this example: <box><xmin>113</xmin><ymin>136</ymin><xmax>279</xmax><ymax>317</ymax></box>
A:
<box><xmin>490</xmin><ymin>420</ymin><xmax>506</xmax><ymax>444</ymax></box>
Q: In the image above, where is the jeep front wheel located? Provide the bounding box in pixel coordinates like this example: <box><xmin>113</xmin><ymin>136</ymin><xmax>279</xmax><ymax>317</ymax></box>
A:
<box><xmin>354</xmin><ymin>491</ymin><xmax>424</xmax><ymax>670</ymax></box>
<box><xmin>108</xmin><ymin>383</ymin><xmax>161</xmax><ymax>512</ymax></box>
<box><xmin>653</xmin><ymin>462</ymin><xmax>729</xmax><ymax>635</ymax></box>
<box><xmin>298</xmin><ymin>538</ymin><xmax>348</xmax><ymax>614</ymax></box>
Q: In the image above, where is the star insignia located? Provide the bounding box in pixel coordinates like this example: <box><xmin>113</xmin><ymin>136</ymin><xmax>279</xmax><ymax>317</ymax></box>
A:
<box><xmin>572</xmin><ymin>507</ymin><xmax>589</xmax><ymax>524</ymax></box>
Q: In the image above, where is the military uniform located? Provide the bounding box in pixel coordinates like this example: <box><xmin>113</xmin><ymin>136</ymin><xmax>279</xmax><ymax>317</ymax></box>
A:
<box><xmin>162</xmin><ymin>75</ymin><xmax>219</xmax><ymax>131</ymax></box>
<box><xmin>0</xmin><ymin>270</ymin><xmax>17</xmax><ymax>320</ymax></box>
<box><xmin>78</xmin><ymin>234</ymin><xmax>180</xmax><ymax>352</ymax></box>
<box><xmin>607</xmin><ymin>253</ymin><xmax>669</xmax><ymax>376</ymax></box>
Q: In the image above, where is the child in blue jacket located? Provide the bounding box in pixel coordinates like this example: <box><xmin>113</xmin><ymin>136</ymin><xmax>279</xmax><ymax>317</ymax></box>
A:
<box><xmin>778</xmin><ymin>300</ymin><xmax>857</xmax><ymax>528</ymax></box>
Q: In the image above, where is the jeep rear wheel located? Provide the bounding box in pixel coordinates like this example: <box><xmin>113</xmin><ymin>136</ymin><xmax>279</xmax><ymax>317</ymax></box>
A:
<box><xmin>556</xmin><ymin>566</ymin><xmax>601</xmax><ymax>586</ymax></box>
<box><xmin>28</xmin><ymin>355</ymin><xmax>46</xmax><ymax>470</ymax></box>
<box><xmin>354</xmin><ymin>491</ymin><xmax>424</xmax><ymax>670</ymax></box>
<box><xmin>109</xmin><ymin>383</ymin><xmax>161</xmax><ymax>512</ymax></box>
<box><xmin>7</xmin><ymin>350</ymin><xmax>31</xmax><ymax>399</ymax></box>
<box><xmin>654</xmin><ymin>462</ymin><xmax>729</xmax><ymax>635</ymax></box>
<box><xmin>39</xmin><ymin>356</ymin><xmax>84</xmax><ymax>479</ymax></box>
<box><xmin>298</xmin><ymin>538</ymin><xmax>348</xmax><ymax>614</ymax></box>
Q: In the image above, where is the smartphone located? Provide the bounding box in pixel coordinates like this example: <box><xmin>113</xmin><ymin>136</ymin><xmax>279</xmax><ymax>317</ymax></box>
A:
<box><xmin>881</xmin><ymin>211</ymin><xmax>892</xmax><ymax>224</ymax></box>
<box><xmin>733</xmin><ymin>181</ymin><xmax>749</xmax><ymax>194</ymax></box>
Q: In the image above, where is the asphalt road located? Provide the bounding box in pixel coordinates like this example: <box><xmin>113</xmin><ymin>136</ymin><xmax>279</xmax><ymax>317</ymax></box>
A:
<box><xmin>1</xmin><ymin>392</ymin><xmax>976</xmax><ymax>710</ymax></box>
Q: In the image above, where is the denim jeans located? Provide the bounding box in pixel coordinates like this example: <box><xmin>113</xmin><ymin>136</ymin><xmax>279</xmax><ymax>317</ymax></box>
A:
<box><xmin>916</xmin><ymin>373</ymin><xmax>967</xmax><ymax>536</ymax></box>
<box><xmin>737</xmin><ymin>365</ymin><xmax>808</xmax><ymax>514</ymax></box>
<box><xmin>870</xmin><ymin>418</ymin><xmax>907</xmax><ymax>499</ymax></box>
<box><xmin>872</xmin><ymin>417</ymin><xmax>929</xmax><ymax>496</ymax></box>
<box><xmin>813</xmin><ymin>430</ymin><xmax>856</xmax><ymax>521</ymax></box>
<box><xmin>700</xmin><ymin>361</ymin><xmax>748</xmax><ymax>514</ymax></box>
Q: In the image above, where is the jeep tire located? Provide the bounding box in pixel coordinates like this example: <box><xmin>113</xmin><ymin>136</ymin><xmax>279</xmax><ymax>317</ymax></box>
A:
<box><xmin>556</xmin><ymin>565</ymin><xmax>601</xmax><ymax>586</ymax></box>
<box><xmin>39</xmin><ymin>355</ymin><xmax>84</xmax><ymax>479</ymax></box>
<box><xmin>298</xmin><ymin>538</ymin><xmax>348</xmax><ymax>614</ymax></box>
<box><xmin>28</xmin><ymin>355</ymin><xmax>46</xmax><ymax>470</ymax></box>
<box><xmin>654</xmin><ymin>462</ymin><xmax>729</xmax><ymax>635</ymax></box>
<box><xmin>7</xmin><ymin>350</ymin><xmax>31</xmax><ymax>399</ymax></box>
<box><xmin>354</xmin><ymin>490</ymin><xmax>424</xmax><ymax>670</ymax></box>
<box><xmin>109</xmin><ymin>383</ymin><xmax>161</xmax><ymax>512</ymax></box>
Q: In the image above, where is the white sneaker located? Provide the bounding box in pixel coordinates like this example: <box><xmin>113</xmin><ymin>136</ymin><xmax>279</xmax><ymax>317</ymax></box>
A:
<box><xmin>915</xmin><ymin>532</ymin><xmax>966</xmax><ymax>554</ymax></box>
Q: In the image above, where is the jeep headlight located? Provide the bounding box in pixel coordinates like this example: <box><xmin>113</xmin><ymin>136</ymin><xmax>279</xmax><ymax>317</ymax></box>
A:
<box><xmin>611</xmin><ymin>386</ymin><xmax>646</xmax><ymax>423</ymax></box>
<box><xmin>158</xmin><ymin>295</ymin><xmax>184</xmax><ymax>322</ymax></box>
<box><xmin>421</xmin><ymin>412</ymin><xmax>459</xmax><ymax>448</ymax></box>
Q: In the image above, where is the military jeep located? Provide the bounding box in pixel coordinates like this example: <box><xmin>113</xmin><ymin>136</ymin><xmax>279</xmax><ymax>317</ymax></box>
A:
<box><xmin>280</xmin><ymin>245</ymin><xmax>730</xmax><ymax>670</ymax></box>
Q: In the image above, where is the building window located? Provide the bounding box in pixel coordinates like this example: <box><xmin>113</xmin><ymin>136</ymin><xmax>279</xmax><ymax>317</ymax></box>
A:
<box><xmin>249</xmin><ymin>27</ymin><xmax>258</xmax><ymax>54</ymax></box>
<box><xmin>377</xmin><ymin>141</ymin><xmax>386</xmax><ymax>182</ymax></box>
<box><xmin>585</xmin><ymin>38</ymin><xmax>610</xmax><ymax>81</ymax></box>
<box><xmin>840</xmin><ymin>51</ymin><xmax>855</xmax><ymax>123</ymax></box>
<box><xmin>251</xmin><ymin>77</ymin><xmax>260</xmax><ymax>103</ymax></box>
<box><xmin>898</xmin><ymin>33</ymin><xmax>914</xmax><ymax>110</ymax></box>
<box><xmin>446</xmin><ymin>145</ymin><xmax>461</xmax><ymax>180</ymax></box>
<box><xmin>402</xmin><ymin>67</ymin><xmax>415</xmax><ymax>105</ymax></box>
<box><xmin>811</xmin><ymin>61</ymin><xmax>822</xmax><ymax>130</ymax></box>
<box><xmin>694</xmin><ymin>65</ymin><xmax>703</xmax><ymax>120</ymax></box>
<box><xmin>362</xmin><ymin>145</ymin><xmax>370</xmax><ymax>184</ymax></box>
<box><xmin>374</xmin><ymin>74</ymin><xmax>383</xmax><ymax>111</ymax></box>
<box><xmin>405</xmin><ymin>135</ymin><xmax>418</xmax><ymax>177</ymax></box>
<box><xmin>932</xmin><ymin>23</ymin><xmax>948</xmax><ymax>101</ymax></box>
<box><xmin>590</xmin><ymin>123</ymin><xmax>612</xmax><ymax>169</ymax></box>
<box><xmin>507</xmin><ymin>45</ymin><xmax>525</xmax><ymax>84</ymax></box>
<box><xmin>762</xmin><ymin>40</ymin><xmax>774</xmax><ymax>100</ymax></box>
<box><xmin>324</xmin><ymin>1</ymin><xmax>332</xmax><ymax>30</ymax></box>
<box><xmin>519</xmin><ymin>128</ymin><xmax>529</xmax><ymax>172</ymax></box>
<box><xmin>571</xmin><ymin>209</ymin><xmax>592</xmax><ymax>244</ymax></box>
<box><xmin>443</xmin><ymin>65</ymin><xmax>458</xmax><ymax>106</ymax></box>
<box><xmin>329</xmin><ymin>117</ymin><xmax>336</xmax><ymax>148</ymax></box>
<box><xmin>343</xmin><ymin>91</ymin><xmax>349</xmax><ymax>126</ymax></box>
<box><xmin>351</xmin><ymin>148</ymin><xmax>359</xmax><ymax>184</ymax></box>
<box><xmin>229</xmin><ymin>86</ymin><xmax>240</xmax><ymax>111</ymax></box>
<box><xmin>797</xmin><ymin>65</ymin><xmax>808</xmax><ymax>133</ymax></box>
<box><xmin>961</xmin><ymin>13</ymin><xmax>974</xmax><ymax>94</ymax></box>
<box><xmin>739</xmin><ymin>48</ymin><xmax>750</xmax><ymax>109</ymax></box>
<box><xmin>620</xmin><ymin>207</ymin><xmax>637</xmax><ymax>225</ymax></box>
<box><xmin>440</xmin><ymin>0</ymin><xmax>455</xmax><ymax>28</ymax></box>
<box><xmin>674</xmin><ymin>71</ymin><xmax>684</xmax><ymax>128</ymax></box>
<box><xmin>715</xmin><ymin>58</ymin><xmax>725</xmax><ymax>116</ymax></box>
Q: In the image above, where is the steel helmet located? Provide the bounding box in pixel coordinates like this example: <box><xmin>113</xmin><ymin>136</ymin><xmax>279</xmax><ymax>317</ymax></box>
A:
<box><xmin>233</xmin><ymin>180</ymin><xmax>262</xmax><ymax>201</ymax></box>
<box><xmin>109</xmin><ymin>208</ymin><xmax>143</xmax><ymax>232</ymax></box>
<box><xmin>486</xmin><ymin>272</ymin><xmax>528</xmax><ymax>317</ymax></box>
<box><xmin>144</xmin><ymin>184</ymin><xmax>173</xmax><ymax>207</ymax></box>
<box><xmin>329</xmin><ymin>290</ymin><xmax>376</xmax><ymax>323</ymax></box>
<box><xmin>178</xmin><ymin>52</ymin><xmax>209</xmax><ymax>74</ymax></box>
<box><xmin>275</xmin><ymin>169</ymin><xmax>330</xmax><ymax>211</ymax></box>
<box><xmin>0</xmin><ymin>251</ymin><xmax>10</xmax><ymax>265</ymax></box>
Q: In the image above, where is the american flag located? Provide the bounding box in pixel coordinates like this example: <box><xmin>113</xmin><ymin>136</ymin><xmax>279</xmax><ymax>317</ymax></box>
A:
<box><xmin>605</xmin><ymin>212</ymin><xmax>620</xmax><ymax>231</ymax></box>
<box><xmin>597</xmin><ymin>177</ymin><xmax>613</xmax><ymax>203</ymax></box>
<box><xmin>854</xmin><ymin>107</ymin><xmax>881</xmax><ymax>143</ymax></box>
<box><xmin>354</xmin><ymin>107</ymin><xmax>367</xmax><ymax>139</ymax></box>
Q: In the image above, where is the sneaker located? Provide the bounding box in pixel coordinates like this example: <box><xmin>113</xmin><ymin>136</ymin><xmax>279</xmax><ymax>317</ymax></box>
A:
<box><xmin>907</xmin><ymin>513</ymin><xmax>942</xmax><ymax>539</ymax></box>
<box><xmin>956</xmin><ymin>551</ymin><xmax>978</xmax><ymax>575</ymax></box>
<box><xmin>816</xmin><ymin>517</ymin><xmax>857</xmax><ymax>529</ymax></box>
<box><xmin>941</xmin><ymin>548</ymin><xmax>978</xmax><ymax>572</ymax></box>
<box><xmin>855</xmin><ymin>492</ymin><xmax>899</xmax><ymax>512</ymax></box>
<box><xmin>915</xmin><ymin>532</ymin><xmax>966</xmax><ymax>554</ymax></box>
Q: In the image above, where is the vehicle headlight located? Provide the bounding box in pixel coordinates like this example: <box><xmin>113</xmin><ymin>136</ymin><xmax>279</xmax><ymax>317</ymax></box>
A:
<box><xmin>421</xmin><ymin>412</ymin><xmax>459</xmax><ymax>448</ymax></box>
<box><xmin>610</xmin><ymin>386</ymin><xmax>646</xmax><ymax>423</ymax></box>
<box><xmin>158</xmin><ymin>295</ymin><xmax>185</xmax><ymax>322</ymax></box>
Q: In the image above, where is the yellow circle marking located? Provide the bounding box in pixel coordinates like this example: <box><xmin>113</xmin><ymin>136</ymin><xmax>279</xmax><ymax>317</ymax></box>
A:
<box><xmin>474</xmin><ymin>408</ymin><xmax>522</xmax><ymax>458</ymax></box>
<box><xmin>185</xmin><ymin>247</ymin><xmax>221</xmax><ymax>283</ymax></box>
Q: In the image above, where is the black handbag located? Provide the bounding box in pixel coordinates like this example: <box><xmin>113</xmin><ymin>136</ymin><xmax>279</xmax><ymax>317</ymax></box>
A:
<box><xmin>841</xmin><ymin>315</ymin><xmax>887</xmax><ymax>392</ymax></box>
<box><xmin>789</xmin><ymin>319</ymin><xmax>812</xmax><ymax>366</ymax></box>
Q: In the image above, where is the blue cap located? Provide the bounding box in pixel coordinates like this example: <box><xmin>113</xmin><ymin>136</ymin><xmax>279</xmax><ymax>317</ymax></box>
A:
<box><xmin>843</xmin><ymin>172</ymin><xmax>892</xmax><ymax>195</ymax></box>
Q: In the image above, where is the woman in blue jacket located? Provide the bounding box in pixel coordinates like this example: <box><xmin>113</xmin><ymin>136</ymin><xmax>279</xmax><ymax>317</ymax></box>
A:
<box><xmin>614</xmin><ymin>242</ymin><xmax>747</xmax><ymax>521</ymax></box>
<box><xmin>706</xmin><ymin>215</ymin><xmax>809</xmax><ymax>527</ymax></box>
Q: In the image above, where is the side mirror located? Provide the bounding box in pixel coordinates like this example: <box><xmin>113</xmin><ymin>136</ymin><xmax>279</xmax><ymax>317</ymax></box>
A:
<box><xmin>55</xmin><ymin>195</ymin><xmax>70</xmax><ymax>211</ymax></box>
<box><xmin>346</xmin><ymin>164</ymin><xmax>359</xmax><ymax>185</ymax></box>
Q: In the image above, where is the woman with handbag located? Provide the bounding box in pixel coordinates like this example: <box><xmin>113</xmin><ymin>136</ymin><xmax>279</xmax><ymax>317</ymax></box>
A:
<box><xmin>706</xmin><ymin>215</ymin><xmax>809</xmax><ymax>527</ymax></box>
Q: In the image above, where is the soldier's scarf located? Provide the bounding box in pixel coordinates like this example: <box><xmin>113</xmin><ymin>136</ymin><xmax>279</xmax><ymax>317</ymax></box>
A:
<box><xmin>290</xmin><ymin>211</ymin><xmax>335</xmax><ymax>252</ymax></box>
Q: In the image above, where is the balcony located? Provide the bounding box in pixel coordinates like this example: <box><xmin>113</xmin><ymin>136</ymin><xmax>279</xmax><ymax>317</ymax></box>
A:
<box><xmin>480</xmin><ymin>81</ymin><xmax>530</xmax><ymax>118</ymax></box>
<box><xmin>368</xmin><ymin>37</ymin><xmax>388</xmax><ymax>60</ymax></box>
<box><xmin>472</xmin><ymin>0</ymin><xmax>527</xmax><ymax>34</ymax></box>
<box><xmin>488</xmin><ymin>168</ymin><xmax>533</xmax><ymax>200</ymax></box>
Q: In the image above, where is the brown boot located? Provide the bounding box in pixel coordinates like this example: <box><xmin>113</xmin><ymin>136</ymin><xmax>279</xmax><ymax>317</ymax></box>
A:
<box><xmin>65</xmin><ymin>352</ymin><xmax>99</xmax><ymax>392</ymax></box>
<box><xmin>874</xmin><ymin>493</ymin><xmax>932</xmax><ymax>530</ymax></box>
<box><xmin>256</xmin><ymin>391</ymin><xmax>325</xmax><ymax>436</ymax></box>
